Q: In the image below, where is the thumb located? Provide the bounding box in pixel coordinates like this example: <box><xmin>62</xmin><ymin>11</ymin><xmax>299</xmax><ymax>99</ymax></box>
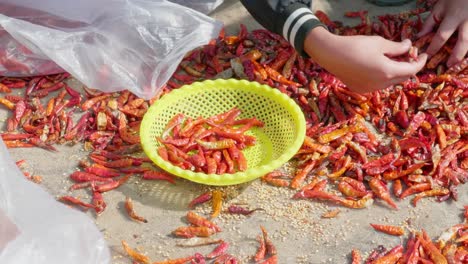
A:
<box><xmin>387</xmin><ymin>53</ymin><xmax>428</xmax><ymax>77</ymax></box>
<box><xmin>383</xmin><ymin>39</ymin><xmax>412</xmax><ymax>57</ymax></box>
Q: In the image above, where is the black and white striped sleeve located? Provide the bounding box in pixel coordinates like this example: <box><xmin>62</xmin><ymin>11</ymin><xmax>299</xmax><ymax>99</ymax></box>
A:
<box><xmin>240</xmin><ymin>0</ymin><xmax>327</xmax><ymax>56</ymax></box>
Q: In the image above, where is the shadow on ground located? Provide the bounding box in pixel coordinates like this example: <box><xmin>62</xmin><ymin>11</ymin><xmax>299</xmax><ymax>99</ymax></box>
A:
<box><xmin>119</xmin><ymin>176</ymin><xmax>252</xmax><ymax>211</ymax></box>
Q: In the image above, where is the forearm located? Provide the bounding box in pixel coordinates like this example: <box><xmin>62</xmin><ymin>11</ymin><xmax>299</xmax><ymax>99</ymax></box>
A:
<box><xmin>240</xmin><ymin>0</ymin><xmax>327</xmax><ymax>56</ymax></box>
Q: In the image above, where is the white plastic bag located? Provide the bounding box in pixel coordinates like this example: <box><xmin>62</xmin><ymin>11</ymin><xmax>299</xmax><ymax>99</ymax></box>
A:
<box><xmin>0</xmin><ymin>139</ymin><xmax>111</xmax><ymax>264</ymax></box>
<box><xmin>0</xmin><ymin>0</ymin><xmax>223</xmax><ymax>99</ymax></box>
<box><xmin>169</xmin><ymin>0</ymin><xmax>225</xmax><ymax>14</ymax></box>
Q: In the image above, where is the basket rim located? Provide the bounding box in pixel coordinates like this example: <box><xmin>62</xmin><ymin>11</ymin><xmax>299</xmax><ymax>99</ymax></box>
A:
<box><xmin>140</xmin><ymin>79</ymin><xmax>306</xmax><ymax>186</ymax></box>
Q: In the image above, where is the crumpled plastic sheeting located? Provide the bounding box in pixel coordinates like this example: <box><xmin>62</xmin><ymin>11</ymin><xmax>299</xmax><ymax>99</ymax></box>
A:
<box><xmin>0</xmin><ymin>139</ymin><xmax>111</xmax><ymax>264</ymax></box>
<box><xmin>0</xmin><ymin>0</ymin><xmax>223</xmax><ymax>99</ymax></box>
<box><xmin>169</xmin><ymin>0</ymin><xmax>225</xmax><ymax>14</ymax></box>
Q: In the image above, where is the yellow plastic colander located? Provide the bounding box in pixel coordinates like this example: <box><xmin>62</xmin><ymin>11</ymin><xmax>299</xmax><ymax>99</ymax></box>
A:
<box><xmin>140</xmin><ymin>79</ymin><xmax>306</xmax><ymax>186</ymax></box>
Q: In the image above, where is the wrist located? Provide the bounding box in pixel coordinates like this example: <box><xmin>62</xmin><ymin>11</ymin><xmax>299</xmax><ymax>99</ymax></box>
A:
<box><xmin>280</xmin><ymin>5</ymin><xmax>328</xmax><ymax>57</ymax></box>
<box><xmin>303</xmin><ymin>26</ymin><xmax>340</xmax><ymax>66</ymax></box>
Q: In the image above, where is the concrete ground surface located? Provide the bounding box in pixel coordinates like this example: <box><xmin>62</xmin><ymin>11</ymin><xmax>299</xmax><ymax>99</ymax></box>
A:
<box><xmin>1</xmin><ymin>0</ymin><xmax>467</xmax><ymax>263</ymax></box>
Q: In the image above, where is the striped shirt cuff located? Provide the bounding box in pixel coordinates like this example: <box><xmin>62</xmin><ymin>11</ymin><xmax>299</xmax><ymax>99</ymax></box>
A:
<box><xmin>281</xmin><ymin>4</ymin><xmax>326</xmax><ymax>57</ymax></box>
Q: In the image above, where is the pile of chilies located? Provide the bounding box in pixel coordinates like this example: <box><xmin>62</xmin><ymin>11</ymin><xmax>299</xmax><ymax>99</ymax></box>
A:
<box><xmin>157</xmin><ymin>108</ymin><xmax>263</xmax><ymax>174</ymax></box>
<box><xmin>117</xmin><ymin>206</ymin><xmax>468</xmax><ymax>263</ymax></box>
<box><xmin>170</xmin><ymin>7</ymin><xmax>467</xmax><ymax>210</ymax></box>
<box><xmin>351</xmin><ymin>206</ymin><xmax>468</xmax><ymax>263</ymax></box>
<box><xmin>0</xmin><ymin>3</ymin><xmax>467</xmax><ymax>263</ymax></box>
<box><xmin>0</xmin><ymin>75</ymin><xmax>178</xmax><ymax>215</ymax></box>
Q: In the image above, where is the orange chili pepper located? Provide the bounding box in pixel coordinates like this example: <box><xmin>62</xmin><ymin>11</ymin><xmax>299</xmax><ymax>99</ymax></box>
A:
<box><xmin>412</xmin><ymin>188</ymin><xmax>450</xmax><ymax>206</ymax></box>
<box><xmin>0</xmin><ymin>97</ymin><xmax>15</xmax><ymax>110</ymax></box>
<box><xmin>121</xmin><ymin>240</ymin><xmax>150</xmax><ymax>264</ymax></box>
<box><xmin>0</xmin><ymin>83</ymin><xmax>12</xmax><ymax>93</ymax></box>
<box><xmin>240</xmin><ymin>49</ymin><xmax>262</xmax><ymax>61</ymax></box>
<box><xmin>338</xmin><ymin>179</ymin><xmax>367</xmax><ymax>198</ymax></box>
<box><xmin>251</xmin><ymin>60</ymin><xmax>268</xmax><ymax>80</ymax></box>
<box><xmin>237</xmin><ymin>151</ymin><xmax>248</xmax><ymax>172</ymax></box>
<box><xmin>351</xmin><ymin>249</ymin><xmax>362</xmax><ymax>264</ymax></box>
<box><xmin>125</xmin><ymin>197</ymin><xmax>148</xmax><ymax>223</ymax></box>
<box><xmin>261</xmin><ymin>226</ymin><xmax>277</xmax><ymax>256</ymax></box>
<box><xmin>370</xmin><ymin>223</ymin><xmax>405</xmax><ymax>236</ymax></box>
<box><xmin>417</xmin><ymin>230</ymin><xmax>448</xmax><ymax>264</ymax></box>
<box><xmin>400</xmin><ymin>183</ymin><xmax>432</xmax><ymax>199</ymax></box>
<box><xmin>369</xmin><ymin>178</ymin><xmax>398</xmax><ymax>210</ymax></box>
<box><xmin>290</xmin><ymin>157</ymin><xmax>318</xmax><ymax>189</ymax></box>
<box><xmin>264</xmin><ymin>65</ymin><xmax>300</xmax><ymax>87</ymax></box>
<box><xmin>393</xmin><ymin>179</ymin><xmax>403</xmax><ymax>198</ymax></box>
<box><xmin>372</xmin><ymin>245</ymin><xmax>404</xmax><ymax>264</ymax></box>
<box><xmin>186</xmin><ymin>211</ymin><xmax>221</xmax><ymax>232</ymax></box>
<box><xmin>81</xmin><ymin>94</ymin><xmax>111</xmax><ymax>111</ymax></box>
<box><xmin>172</xmin><ymin>226</ymin><xmax>216</xmax><ymax>238</ymax></box>
<box><xmin>211</xmin><ymin>190</ymin><xmax>223</xmax><ymax>219</ymax></box>
<box><xmin>254</xmin><ymin>233</ymin><xmax>267</xmax><ymax>262</ymax></box>
<box><xmin>317</xmin><ymin>126</ymin><xmax>354</xmax><ymax>144</ymax></box>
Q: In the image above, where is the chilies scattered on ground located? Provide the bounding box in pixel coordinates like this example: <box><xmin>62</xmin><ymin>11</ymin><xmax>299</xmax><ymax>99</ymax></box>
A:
<box><xmin>172</xmin><ymin>211</ymin><xmax>221</xmax><ymax>238</ymax></box>
<box><xmin>188</xmin><ymin>190</ymin><xmax>263</xmax><ymax>216</ymax></box>
<box><xmin>0</xmin><ymin>74</ymin><xmax>176</xmax><ymax>214</ymax></box>
<box><xmin>168</xmin><ymin>5</ymin><xmax>466</xmax><ymax>211</ymax></box>
<box><xmin>157</xmin><ymin>108</ymin><xmax>263</xmax><ymax>174</ymax></box>
<box><xmin>253</xmin><ymin>226</ymin><xmax>278</xmax><ymax>264</ymax></box>
<box><xmin>123</xmin><ymin>210</ymin><xmax>241</xmax><ymax>263</ymax></box>
<box><xmin>0</xmin><ymin>4</ymin><xmax>464</xmax><ymax>216</ymax></box>
<box><xmin>351</xmin><ymin>206</ymin><xmax>468</xmax><ymax>264</ymax></box>
<box><xmin>122</xmin><ymin>238</ymin><xmax>239</xmax><ymax>264</ymax></box>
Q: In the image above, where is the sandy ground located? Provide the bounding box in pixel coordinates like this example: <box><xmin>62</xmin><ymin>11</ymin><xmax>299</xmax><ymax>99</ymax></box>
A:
<box><xmin>1</xmin><ymin>1</ymin><xmax>467</xmax><ymax>263</ymax></box>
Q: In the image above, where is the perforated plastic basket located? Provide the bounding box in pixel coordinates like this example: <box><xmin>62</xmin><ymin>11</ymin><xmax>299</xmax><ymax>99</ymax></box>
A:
<box><xmin>140</xmin><ymin>79</ymin><xmax>306</xmax><ymax>186</ymax></box>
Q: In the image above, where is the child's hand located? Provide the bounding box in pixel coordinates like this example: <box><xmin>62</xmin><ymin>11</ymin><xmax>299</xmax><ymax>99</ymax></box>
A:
<box><xmin>418</xmin><ymin>0</ymin><xmax>468</xmax><ymax>67</ymax></box>
<box><xmin>304</xmin><ymin>27</ymin><xmax>428</xmax><ymax>93</ymax></box>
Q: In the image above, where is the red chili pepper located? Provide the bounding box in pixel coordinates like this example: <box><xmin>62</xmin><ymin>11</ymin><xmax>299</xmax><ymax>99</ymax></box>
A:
<box><xmin>92</xmin><ymin>174</ymin><xmax>131</xmax><ymax>193</ymax></box>
<box><xmin>141</xmin><ymin>171</ymin><xmax>175</xmax><ymax>184</ymax></box>
<box><xmin>227</xmin><ymin>205</ymin><xmax>263</xmax><ymax>216</ymax></box>
<box><xmin>188</xmin><ymin>191</ymin><xmax>212</xmax><ymax>209</ymax></box>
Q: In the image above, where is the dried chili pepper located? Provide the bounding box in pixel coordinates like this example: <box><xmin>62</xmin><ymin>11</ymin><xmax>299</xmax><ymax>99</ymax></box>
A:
<box><xmin>186</xmin><ymin>211</ymin><xmax>221</xmax><ymax>232</ymax></box>
<box><xmin>157</xmin><ymin>109</ymin><xmax>262</xmax><ymax>174</ymax></box>
<box><xmin>370</xmin><ymin>223</ymin><xmax>405</xmax><ymax>236</ymax></box>
<box><xmin>227</xmin><ymin>205</ymin><xmax>263</xmax><ymax>216</ymax></box>
<box><xmin>121</xmin><ymin>240</ymin><xmax>150</xmax><ymax>264</ymax></box>
<box><xmin>211</xmin><ymin>190</ymin><xmax>223</xmax><ymax>219</ymax></box>
<box><xmin>125</xmin><ymin>197</ymin><xmax>148</xmax><ymax>223</ymax></box>
<box><xmin>188</xmin><ymin>191</ymin><xmax>212</xmax><ymax>209</ymax></box>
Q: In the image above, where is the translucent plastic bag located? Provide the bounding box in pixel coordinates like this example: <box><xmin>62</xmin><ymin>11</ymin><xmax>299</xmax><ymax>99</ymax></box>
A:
<box><xmin>0</xmin><ymin>0</ymin><xmax>223</xmax><ymax>99</ymax></box>
<box><xmin>169</xmin><ymin>0</ymin><xmax>225</xmax><ymax>14</ymax></box>
<box><xmin>0</xmin><ymin>139</ymin><xmax>111</xmax><ymax>264</ymax></box>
